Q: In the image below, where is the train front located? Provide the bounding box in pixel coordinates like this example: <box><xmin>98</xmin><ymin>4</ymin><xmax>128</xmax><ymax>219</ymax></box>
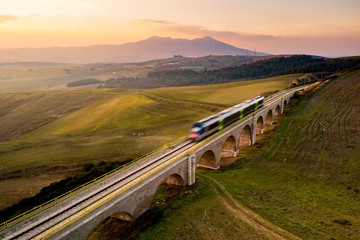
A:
<box><xmin>188</xmin><ymin>122</ymin><xmax>202</xmax><ymax>141</ymax></box>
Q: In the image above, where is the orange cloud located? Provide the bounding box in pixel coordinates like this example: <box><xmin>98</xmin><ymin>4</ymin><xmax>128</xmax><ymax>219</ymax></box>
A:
<box><xmin>138</xmin><ymin>19</ymin><xmax>175</xmax><ymax>25</ymax></box>
<box><xmin>138</xmin><ymin>19</ymin><xmax>277</xmax><ymax>41</ymax></box>
<box><xmin>0</xmin><ymin>15</ymin><xmax>18</xmax><ymax>23</ymax></box>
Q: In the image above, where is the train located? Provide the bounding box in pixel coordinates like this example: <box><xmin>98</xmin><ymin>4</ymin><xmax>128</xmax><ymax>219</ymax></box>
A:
<box><xmin>189</xmin><ymin>96</ymin><xmax>264</xmax><ymax>141</ymax></box>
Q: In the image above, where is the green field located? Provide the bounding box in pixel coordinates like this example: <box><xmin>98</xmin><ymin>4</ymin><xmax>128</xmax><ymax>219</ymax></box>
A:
<box><xmin>145</xmin><ymin>74</ymin><xmax>302</xmax><ymax>106</ymax></box>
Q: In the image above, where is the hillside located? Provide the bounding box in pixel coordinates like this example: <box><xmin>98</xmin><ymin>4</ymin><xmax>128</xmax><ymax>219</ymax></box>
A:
<box><xmin>0</xmin><ymin>55</ymin><xmax>266</xmax><ymax>93</ymax></box>
<box><xmin>101</xmin><ymin>55</ymin><xmax>360</xmax><ymax>89</ymax></box>
<box><xmin>0</xmin><ymin>75</ymin><xmax>291</xmax><ymax>211</ymax></box>
<box><xmin>112</xmin><ymin>70</ymin><xmax>359</xmax><ymax>240</ymax></box>
<box><xmin>0</xmin><ymin>36</ymin><xmax>268</xmax><ymax>64</ymax></box>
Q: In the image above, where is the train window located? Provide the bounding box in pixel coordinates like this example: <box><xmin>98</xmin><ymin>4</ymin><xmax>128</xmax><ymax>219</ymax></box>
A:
<box><xmin>209</xmin><ymin>122</ymin><xmax>218</xmax><ymax>130</ymax></box>
<box><xmin>243</xmin><ymin>106</ymin><xmax>250</xmax><ymax>115</ymax></box>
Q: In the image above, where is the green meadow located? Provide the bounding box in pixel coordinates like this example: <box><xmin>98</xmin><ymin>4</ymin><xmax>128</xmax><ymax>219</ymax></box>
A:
<box><xmin>145</xmin><ymin>74</ymin><xmax>302</xmax><ymax>105</ymax></box>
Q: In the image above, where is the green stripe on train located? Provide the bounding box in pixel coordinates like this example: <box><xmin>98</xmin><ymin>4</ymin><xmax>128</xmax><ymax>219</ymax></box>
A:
<box><xmin>219</xmin><ymin>118</ymin><xmax>224</xmax><ymax>130</ymax></box>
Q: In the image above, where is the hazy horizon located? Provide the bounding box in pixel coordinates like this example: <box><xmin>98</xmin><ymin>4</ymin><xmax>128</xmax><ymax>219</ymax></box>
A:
<box><xmin>1</xmin><ymin>0</ymin><xmax>360</xmax><ymax>57</ymax></box>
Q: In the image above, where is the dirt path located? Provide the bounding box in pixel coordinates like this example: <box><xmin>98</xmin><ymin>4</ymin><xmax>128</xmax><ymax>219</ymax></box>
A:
<box><xmin>197</xmin><ymin>173</ymin><xmax>302</xmax><ymax>240</ymax></box>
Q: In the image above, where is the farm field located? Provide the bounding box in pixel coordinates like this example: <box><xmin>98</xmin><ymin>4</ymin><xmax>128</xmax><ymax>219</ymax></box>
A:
<box><xmin>110</xmin><ymin>70</ymin><xmax>359</xmax><ymax>240</ymax></box>
<box><xmin>145</xmin><ymin>74</ymin><xmax>302</xmax><ymax>106</ymax></box>
<box><xmin>0</xmin><ymin>62</ymin><xmax>152</xmax><ymax>93</ymax></box>
<box><xmin>0</xmin><ymin>74</ymin><xmax>293</xmax><ymax>210</ymax></box>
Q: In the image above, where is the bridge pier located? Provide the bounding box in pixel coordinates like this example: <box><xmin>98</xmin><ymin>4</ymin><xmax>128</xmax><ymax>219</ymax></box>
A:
<box><xmin>187</xmin><ymin>155</ymin><xmax>196</xmax><ymax>185</ymax></box>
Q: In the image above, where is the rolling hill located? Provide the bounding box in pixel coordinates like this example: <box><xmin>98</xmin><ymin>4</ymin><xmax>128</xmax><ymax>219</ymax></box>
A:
<box><xmin>90</xmin><ymin>70</ymin><xmax>360</xmax><ymax>240</ymax></box>
<box><xmin>0</xmin><ymin>36</ymin><xmax>268</xmax><ymax>64</ymax></box>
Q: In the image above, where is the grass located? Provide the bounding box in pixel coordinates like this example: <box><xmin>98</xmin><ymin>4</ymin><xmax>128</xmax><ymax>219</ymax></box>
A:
<box><xmin>0</xmin><ymin>63</ymin><xmax>153</xmax><ymax>93</ymax></box>
<box><xmin>145</xmin><ymin>74</ymin><xmax>303</xmax><ymax>106</ymax></box>
<box><xmin>0</xmin><ymin>91</ymin><xmax>210</xmax><ymax>172</ymax></box>
<box><xmin>0</xmin><ymin>90</ymin><xmax>109</xmax><ymax>141</ymax></box>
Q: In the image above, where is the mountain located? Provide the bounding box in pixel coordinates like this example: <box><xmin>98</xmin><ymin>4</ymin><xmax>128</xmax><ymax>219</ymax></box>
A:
<box><xmin>0</xmin><ymin>36</ymin><xmax>268</xmax><ymax>64</ymax></box>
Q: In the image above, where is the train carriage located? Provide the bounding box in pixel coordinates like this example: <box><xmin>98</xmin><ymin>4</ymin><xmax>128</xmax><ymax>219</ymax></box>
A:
<box><xmin>189</xmin><ymin>96</ymin><xmax>264</xmax><ymax>141</ymax></box>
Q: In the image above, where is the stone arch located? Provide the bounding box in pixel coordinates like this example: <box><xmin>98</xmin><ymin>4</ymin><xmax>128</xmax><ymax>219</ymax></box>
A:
<box><xmin>274</xmin><ymin>105</ymin><xmax>281</xmax><ymax>116</ymax></box>
<box><xmin>88</xmin><ymin>211</ymin><xmax>135</xmax><ymax>238</ymax></box>
<box><xmin>265</xmin><ymin>110</ymin><xmax>273</xmax><ymax>126</ymax></box>
<box><xmin>161</xmin><ymin>173</ymin><xmax>185</xmax><ymax>186</ymax></box>
<box><xmin>151</xmin><ymin>173</ymin><xmax>185</xmax><ymax>208</ymax></box>
<box><xmin>255</xmin><ymin>116</ymin><xmax>264</xmax><ymax>135</ymax></box>
<box><xmin>239</xmin><ymin>125</ymin><xmax>252</xmax><ymax>147</ymax></box>
<box><xmin>197</xmin><ymin>150</ymin><xmax>217</xmax><ymax>169</ymax></box>
<box><xmin>220</xmin><ymin>135</ymin><xmax>237</xmax><ymax>158</ymax></box>
<box><xmin>284</xmin><ymin>99</ymin><xmax>288</xmax><ymax>106</ymax></box>
<box><xmin>111</xmin><ymin>211</ymin><xmax>135</xmax><ymax>222</ymax></box>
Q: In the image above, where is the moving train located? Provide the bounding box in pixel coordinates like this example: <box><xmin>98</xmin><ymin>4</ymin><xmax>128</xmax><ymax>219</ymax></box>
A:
<box><xmin>189</xmin><ymin>96</ymin><xmax>264</xmax><ymax>141</ymax></box>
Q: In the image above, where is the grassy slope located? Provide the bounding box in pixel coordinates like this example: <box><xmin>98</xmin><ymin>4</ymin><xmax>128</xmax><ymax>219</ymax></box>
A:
<box><xmin>0</xmin><ymin>75</ymin><xmax>295</xmax><ymax>173</ymax></box>
<box><xmin>0</xmin><ymin>91</ymin><xmax>210</xmax><ymax>172</ymax></box>
<box><xmin>120</xmin><ymin>70</ymin><xmax>359</xmax><ymax>240</ymax></box>
<box><xmin>204</xmin><ymin>70</ymin><xmax>360</xmax><ymax>239</ymax></box>
<box><xmin>0</xmin><ymin>90</ymin><xmax>109</xmax><ymax>141</ymax></box>
<box><xmin>145</xmin><ymin>74</ymin><xmax>301</xmax><ymax>106</ymax></box>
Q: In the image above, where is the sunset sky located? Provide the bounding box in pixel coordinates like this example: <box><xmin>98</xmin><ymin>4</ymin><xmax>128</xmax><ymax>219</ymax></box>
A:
<box><xmin>1</xmin><ymin>0</ymin><xmax>359</xmax><ymax>57</ymax></box>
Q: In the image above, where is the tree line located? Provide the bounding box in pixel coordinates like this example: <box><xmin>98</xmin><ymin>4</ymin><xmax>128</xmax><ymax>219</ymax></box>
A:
<box><xmin>100</xmin><ymin>55</ymin><xmax>360</xmax><ymax>89</ymax></box>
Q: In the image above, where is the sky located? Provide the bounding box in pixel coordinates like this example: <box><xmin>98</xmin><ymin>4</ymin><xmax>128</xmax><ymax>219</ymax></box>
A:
<box><xmin>0</xmin><ymin>0</ymin><xmax>359</xmax><ymax>57</ymax></box>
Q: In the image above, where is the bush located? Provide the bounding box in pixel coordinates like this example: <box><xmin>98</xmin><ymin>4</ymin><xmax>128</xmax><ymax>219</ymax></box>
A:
<box><xmin>67</xmin><ymin>78</ymin><xmax>102</xmax><ymax>87</ymax></box>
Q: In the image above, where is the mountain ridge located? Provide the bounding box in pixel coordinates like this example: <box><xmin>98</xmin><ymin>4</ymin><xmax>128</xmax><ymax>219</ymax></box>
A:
<box><xmin>0</xmin><ymin>36</ymin><xmax>268</xmax><ymax>64</ymax></box>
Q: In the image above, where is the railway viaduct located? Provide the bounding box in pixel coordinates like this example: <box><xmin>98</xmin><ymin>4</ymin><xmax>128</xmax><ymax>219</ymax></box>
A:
<box><xmin>0</xmin><ymin>87</ymin><xmax>303</xmax><ymax>240</ymax></box>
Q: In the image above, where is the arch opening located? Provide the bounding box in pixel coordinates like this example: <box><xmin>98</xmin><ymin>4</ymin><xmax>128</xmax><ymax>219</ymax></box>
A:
<box><xmin>197</xmin><ymin>150</ymin><xmax>217</xmax><ymax>169</ymax></box>
<box><xmin>162</xmin><ymin>174</ymin><xmax>185</xmax><ymax>186</ymax></box>
<box><xmin>265</xmin><ymin>110</ymin><xmax>273</xmax><ymax>126</ymax></box>
<box><xmin>220</xmin><ymin>136</ymin><xmax>237</xmax><ymax>168</ymax></box>
<box><xmin>239</xmin><ymin>125</ymin><xmax>251</xmax><ymax>147</ymax></box>
<box><xmin>151</xmin><ymin>173</ymin><xmax>185</xmax><ymax>209</ymax></box>
<box><xmin>275</xmin><ymin>105</ymin><xmax>281</xmax><ymax>117</ymax></box>
<box><xmin>255</xmin><ymin>116</ymin><xmax>264</xmax><ymax>135</ymax></box>
<box><xmin>111</xmin><ymin>212</ymin><xmax>135</xmax><ymax>222</ymax></box>
<box><xmin>88</xmin><ymin>212</ymin><xmax>134</xmax><ymax>239</ymax></box>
